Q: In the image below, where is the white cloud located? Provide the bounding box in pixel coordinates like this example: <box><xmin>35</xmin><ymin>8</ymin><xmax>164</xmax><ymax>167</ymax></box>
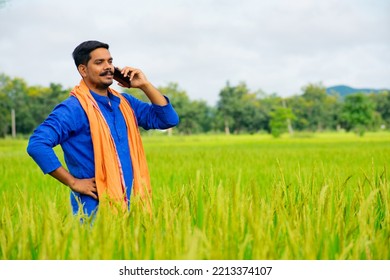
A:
<box><xmin>0</xmin><ymin>0</ymin><xmax>389</xmax><ymax>105</ymax></box>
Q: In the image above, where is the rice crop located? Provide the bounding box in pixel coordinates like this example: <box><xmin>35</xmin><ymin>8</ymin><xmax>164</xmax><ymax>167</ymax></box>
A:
<box><xmin>0</xmin><ymin>132</ymin><xmax>389</xmax><ymax>260</ymax></box>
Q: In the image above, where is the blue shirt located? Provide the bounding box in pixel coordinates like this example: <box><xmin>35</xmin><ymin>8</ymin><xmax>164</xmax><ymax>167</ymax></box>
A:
<box><xmin>27</xmin><ymin>90</ymin><xmax>179</xmax><ymax>215</ymax></box>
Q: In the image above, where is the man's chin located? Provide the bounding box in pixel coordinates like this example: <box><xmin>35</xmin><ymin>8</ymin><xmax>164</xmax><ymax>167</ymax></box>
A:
<box><xmin>102</xmin><ymin>80</ymin><xmax>113</xmax><ymax>87</ymax></box>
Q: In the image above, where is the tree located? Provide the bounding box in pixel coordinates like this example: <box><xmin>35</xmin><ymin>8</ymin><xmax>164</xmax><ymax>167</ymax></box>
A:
<box><xmin>370</xmin><ymin>91</ymin><xmax>390</xmax><ymax>129</ymax></box>
<box><xmin>2</xmin><ymin>68</ymin><xmax>390</xmax><ymax>137</ymax></box>
<box><xmin>217</xmin><ymin>81</ymin><xmax>263</xmax><ymax>134</ymax></box>
<box><xmin>158</xmin><ymin>83</ymin><xmax>215</xmax><ymax>134</ymax></box>
<box><xmin>189</xmin><ymin>100</ymin><xmax>214</xmax><ymax>133</ymax></box>
<box><xmin>125</xmin><ymin>82</ymin><xmax>215</xmax><ymax>134</ymax></box>
<box><xmin>0</xmin><ymin>73</ymin><xmax>70</xmax><ymax>136</ymax></box>
<box><xmin>26</xmin><ymin>83</ymin><xmax>69</xmax><ymax>131</ymax></box>
<box><xmin>238</xmin><ymin>92</ymin><xmax>272</xmax><ymax>134</ymax></box>
<box><xmin>340</xmin><ymin>93</ymin><xmax>375</xmax><ymax>136</ymax></box>
<box><xmin>0</xmin><ymin>74</ymin><xmax>12</xmax><ymax>136</ymax></box>
<box><xmin>257</xmin><ymin>93</ymin><xmax>282</xmax><ymax>133</ymax></box>
<box><xmin>288</xmin><ymin>83</ymin><xmax>341</xmax><ymax>131</ymax></box>
<box><xmin>301</xmin><ymin>83</ymin><xmax>330</xmax><ymax>131</ymax></box>
<box><xmin>0</xmin><ymin>75</ymin><xmax>29</xmax><ymax>136</ymax></box>
<box><xmin>269</xmin><ymin>106</ymin><xmax>295</xmax><ymax>138</ymax></box>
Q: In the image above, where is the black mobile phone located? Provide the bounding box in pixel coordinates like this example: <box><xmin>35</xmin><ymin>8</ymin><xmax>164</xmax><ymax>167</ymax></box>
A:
<box><xmin>113</xmin><ymin>67</ymin><xmax>131</xmax><ymax>88</ymax></box>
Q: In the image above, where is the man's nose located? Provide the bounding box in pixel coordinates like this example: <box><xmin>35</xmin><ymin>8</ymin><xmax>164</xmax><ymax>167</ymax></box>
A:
<box><xmin>103</xmin><ymin>61</ymin><xmax>113</xmax><ymax>70</ymax></box>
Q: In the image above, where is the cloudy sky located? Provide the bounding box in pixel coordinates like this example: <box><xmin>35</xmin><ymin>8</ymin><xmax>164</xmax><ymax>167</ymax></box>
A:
<box><xmin>0</xmin><ymin>0</ymin><xmax>389</xmax><ymax>105</ymax></box>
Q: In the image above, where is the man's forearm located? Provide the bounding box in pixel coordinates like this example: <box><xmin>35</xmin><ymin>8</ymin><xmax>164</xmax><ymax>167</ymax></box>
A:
<box><xmin>140</xmin><ymin>82</ymin><xmax>168</xmax><ymax>106</ymax></box>
<box><xmin>49</xmin><ymin>167</ymin><xmax>98</xmax><ymax>199</ymax></box>
<box><xmin>49</xmin><ymin>166</ymin><xmax>76</xmax><ymax>188</ymax></box>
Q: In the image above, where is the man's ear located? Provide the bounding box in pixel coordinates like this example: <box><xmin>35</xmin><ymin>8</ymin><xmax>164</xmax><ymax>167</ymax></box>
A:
<box><xmin>78</xmin><ymin>64</ymin><xmax>87</xmax><ymax>78</ymax></box>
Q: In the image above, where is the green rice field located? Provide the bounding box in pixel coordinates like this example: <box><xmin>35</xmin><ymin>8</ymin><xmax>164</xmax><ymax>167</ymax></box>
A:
<box><xmin>0</xmin><ymin>132</ymin><xmax>389</xmax><ymax>260</ymax></box>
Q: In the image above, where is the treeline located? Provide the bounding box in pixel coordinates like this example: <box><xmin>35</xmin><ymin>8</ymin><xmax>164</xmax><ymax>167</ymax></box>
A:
<box><xmin>1</xmin><ymin>73</ymin><xmax>389</xmax><ymax>137</ymax></box>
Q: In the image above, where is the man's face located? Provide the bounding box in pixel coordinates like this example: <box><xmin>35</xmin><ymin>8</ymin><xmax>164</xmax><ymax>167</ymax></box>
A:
<box><xmin>80</xmin><ymin>47</ymin><xmax>114</xmax><ymax>90</ymax></box>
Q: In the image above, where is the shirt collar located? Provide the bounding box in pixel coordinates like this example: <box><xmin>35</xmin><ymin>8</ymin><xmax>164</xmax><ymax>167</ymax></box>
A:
<box><xmin>89</xmin><ymin>89</ymin><xmax>121</xmax><ymax>106</ymax></box>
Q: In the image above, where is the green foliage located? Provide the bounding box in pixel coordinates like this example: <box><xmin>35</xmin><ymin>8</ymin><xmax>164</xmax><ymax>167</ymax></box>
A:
<box><xmin>290</xmin><ymin>83</ymin><xmax>340</xmax><ymax>131</ymax></box>
<box><xmin>156</xmin><ymin>83</ymin><xmax>214</xmax><ymax>134</ymax></box>
<box><xmin>370</xmin><ymin>91</ymin><xmax>390</xmax><ymax>128</ymax></box>
<box><xmin>217</xmin><ymin>81</ymin><xmax>247</xmax><ymax>134</ymax></box>
<box><xmin>217</xmin><ymin>82</ymin><xmax>271</xmax><ymax>134</ymax></box>
<box><xmin>269</xmin><ymin>106</ymin><xmax>295</xmax><ymax>138</ymax></box>
<box><xmin>0</xmin><ymin>73</ymin><xmax>69</xmax><ymax>136</ymax></box>
<box><xmin>0</xmin><ymin>72</ymin><xmax>389</xmax><ymax>137</ymax></box>
<box><xmin>0</xmin><ymin>74</ymin><xmax>12</xmax><ymax>136</ymax></box>
<box><xmin>341</xmin><ymin>93</ymin><xmax>375</xmax><ymax>136</ymax></box>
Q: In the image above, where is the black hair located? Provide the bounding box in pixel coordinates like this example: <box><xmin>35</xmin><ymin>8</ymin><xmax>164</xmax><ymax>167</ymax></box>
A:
<box><xmin>72</xmin><ymin>40</ymin><xmax>109</xmax><ymax>67</ymax></box>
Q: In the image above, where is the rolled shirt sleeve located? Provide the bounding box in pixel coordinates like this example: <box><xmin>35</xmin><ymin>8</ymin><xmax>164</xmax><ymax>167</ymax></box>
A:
<box><xmin>123</xmin><ymin>94</ymin><xmax>179</xmax><ymax>130</ymax></box>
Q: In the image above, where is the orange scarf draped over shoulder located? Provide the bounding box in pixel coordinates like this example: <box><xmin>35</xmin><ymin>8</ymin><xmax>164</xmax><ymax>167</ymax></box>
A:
<box><xmin>70</xmin><ymin>80</ymin><xmax>151</xmax><ymax>211</ymax></box>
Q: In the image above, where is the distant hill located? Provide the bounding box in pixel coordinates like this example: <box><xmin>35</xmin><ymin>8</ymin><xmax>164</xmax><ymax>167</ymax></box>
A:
<box><xmin>326</xmin><ymin>85</ymin><xmax>388</xmax><ymax>97</ymax></box>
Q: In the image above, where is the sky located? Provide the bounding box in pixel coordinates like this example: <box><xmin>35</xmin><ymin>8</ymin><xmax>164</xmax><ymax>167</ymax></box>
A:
<box><xmin>0</xmin><ymin>0</ymin><xmax>389</xmax><ymax>105</ymax></box>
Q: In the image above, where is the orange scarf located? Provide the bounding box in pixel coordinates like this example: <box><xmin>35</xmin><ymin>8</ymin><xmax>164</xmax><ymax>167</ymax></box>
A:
<box><xmin>70</xmin><ymin>80</ymin><xmax>151</xmax><ymax>211</ymax></box>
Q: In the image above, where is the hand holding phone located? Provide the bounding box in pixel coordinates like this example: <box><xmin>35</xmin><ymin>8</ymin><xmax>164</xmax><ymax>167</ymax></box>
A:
<box><xmin>113</xmin><ymin>67</ymin><xmax>131</xmax><ymax>88</ymax></box>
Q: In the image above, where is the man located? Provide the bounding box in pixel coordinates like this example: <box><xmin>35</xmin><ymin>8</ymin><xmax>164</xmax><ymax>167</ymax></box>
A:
<box><xmin>27</xmin><ymin>40</ymin><xmax>179</xmax><ymax>216</ymax></box>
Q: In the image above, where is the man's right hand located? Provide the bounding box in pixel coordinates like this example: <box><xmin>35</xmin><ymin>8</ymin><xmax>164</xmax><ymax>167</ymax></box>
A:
<box><xmin>49</xmin><ymin>167</ymin><xmax>98</xmax><ymax>200</ymax></box>
<box><xmin>70</xmin><ymin>178</ymin><xmax>98</xmax><ymax>200</ymax></box>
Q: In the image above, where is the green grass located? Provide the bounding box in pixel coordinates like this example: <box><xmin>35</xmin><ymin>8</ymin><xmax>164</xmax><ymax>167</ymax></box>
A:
<box><xmin>0</xmin><ymin>132</ymin><xmax>389</xmax><ymax>259</ymax></box>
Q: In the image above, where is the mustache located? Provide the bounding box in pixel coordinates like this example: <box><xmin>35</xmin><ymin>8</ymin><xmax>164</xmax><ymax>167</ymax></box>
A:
<box><xmin>99</xmin><ymin>70</ymin><xmax>114</xmax><ymax>76</ymax></box>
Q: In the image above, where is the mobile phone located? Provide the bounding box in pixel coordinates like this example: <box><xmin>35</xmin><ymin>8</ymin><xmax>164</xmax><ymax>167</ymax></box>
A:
<box><xmin>113</xmin><ymin>67</ymin><xmax>131</xmax><ymax>88</ymax></box>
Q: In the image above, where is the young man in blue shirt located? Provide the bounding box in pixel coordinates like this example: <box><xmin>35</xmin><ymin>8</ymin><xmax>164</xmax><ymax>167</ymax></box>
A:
<box><xmin>27</xmin><ymin>40</ymin><xmax>179</xmax><ymax>216</ymax></box>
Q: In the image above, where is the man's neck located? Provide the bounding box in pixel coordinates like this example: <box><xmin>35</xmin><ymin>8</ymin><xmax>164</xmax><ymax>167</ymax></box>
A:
<box><xmin>83</xmin><ymin>79</ymin><xmax>109</xmax><ymax>96</ymax></box>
